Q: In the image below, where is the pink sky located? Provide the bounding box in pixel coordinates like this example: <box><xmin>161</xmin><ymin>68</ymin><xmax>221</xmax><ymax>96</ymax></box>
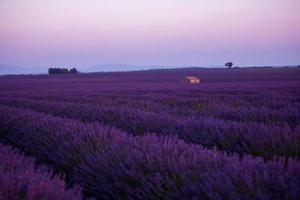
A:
<box><xmin>0</xmin><ymin>0</ymin><xmax>300</xmax><ymax>68</ymax></box>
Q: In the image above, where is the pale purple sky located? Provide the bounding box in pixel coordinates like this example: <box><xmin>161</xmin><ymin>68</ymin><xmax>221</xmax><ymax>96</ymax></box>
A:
<box><xmin>1</xmin><ymin>0</ymin><xmax>300</xmax><ymax>68</ymax></box>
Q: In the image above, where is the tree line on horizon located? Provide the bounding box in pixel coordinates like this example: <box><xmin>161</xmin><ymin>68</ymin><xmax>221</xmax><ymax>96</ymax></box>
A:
<box><xmin>48</xmin><ymin>68</ymin><xmax>78</xmax><ymax>75</ymax></box>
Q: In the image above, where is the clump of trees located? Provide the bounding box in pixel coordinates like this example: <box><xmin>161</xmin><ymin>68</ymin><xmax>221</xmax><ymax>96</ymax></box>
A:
<box><xmin>48</xmin><ymin>68</ymin><xmax>78</xmax><ymax>75</ymax></box>
<box><xmin>225</xmin><ymin>62</ymin><xmax>233</xmax><ymax>69</ymax></box>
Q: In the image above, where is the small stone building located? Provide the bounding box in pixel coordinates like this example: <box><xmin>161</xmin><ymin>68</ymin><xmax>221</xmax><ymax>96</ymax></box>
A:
<box><xmin>185</xmin><ymin>76</ymin><xmax>200</xmax><ymax>84</ymax></box>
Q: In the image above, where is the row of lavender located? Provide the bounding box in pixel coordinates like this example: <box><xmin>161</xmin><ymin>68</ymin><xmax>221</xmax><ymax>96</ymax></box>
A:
<box><xmin>0</xmin><ymin>104</ymin><xmax>299</xmax><ymax>200</ymax></box>
<box><xmin>0</xmin><ymin>97</ymin><xmax>299</xmax><ymax>159</ymax></box>
<box><xmin>0</xmin><ymin>143</ymin><xmax>81</xmax><ymax>200</ymax></box>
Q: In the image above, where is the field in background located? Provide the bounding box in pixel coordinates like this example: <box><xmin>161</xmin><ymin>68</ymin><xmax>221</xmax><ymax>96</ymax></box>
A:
<box><xmin>0</xmin><ymin>67</ymin><xmax>300</xmax><ymax>199</ymax></box>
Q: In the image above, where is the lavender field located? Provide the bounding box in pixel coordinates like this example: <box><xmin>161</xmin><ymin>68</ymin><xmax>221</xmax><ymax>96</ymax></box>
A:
<box><xmin>0</xmin><ymin>67</ymin><xmax>300</xmax><ymax>199</ymax></box>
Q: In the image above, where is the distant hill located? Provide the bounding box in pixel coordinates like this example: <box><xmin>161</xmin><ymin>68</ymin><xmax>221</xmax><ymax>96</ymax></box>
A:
<box><xmin>79</xmin><ymin>64</ymin><xmax>221</xmax><ymax>73</ymax></box>
<box><xmin>80</xmin><ymin>64</ymin><xmax>157</xmax><ymax>72</ymax></box>
<box><xmin>0</xmin><ymin>65</ymin><xmax>26</xmax><ymax>75</ymax></box>
<box><xmin>0</xmin><ymin>65</ymin><xmax>46</xmax><ymax>75</ymax></box>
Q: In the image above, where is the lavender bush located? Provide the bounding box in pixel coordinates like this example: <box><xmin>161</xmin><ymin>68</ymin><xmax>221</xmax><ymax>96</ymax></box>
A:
<box><xmin>0</xmin><ymin>143</ymin><xmax>81</xmax><ymax>200</ymax></box>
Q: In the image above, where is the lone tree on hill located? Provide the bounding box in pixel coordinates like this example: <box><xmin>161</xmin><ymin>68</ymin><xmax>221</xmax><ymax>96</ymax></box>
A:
<box><xmin>225</xmin><ymin>62</ymin><xmax>233</xmax><ymax>69</ymax></box>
